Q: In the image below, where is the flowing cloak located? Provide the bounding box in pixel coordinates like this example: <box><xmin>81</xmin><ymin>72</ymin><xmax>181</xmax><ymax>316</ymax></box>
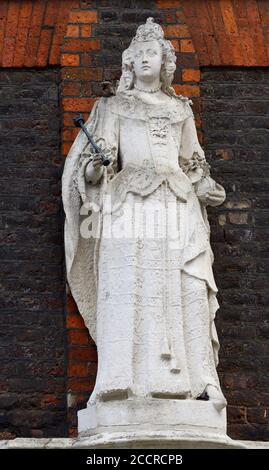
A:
<box><xmin>62</xmin><ymin>92</ymin><xmax>225</xmax><ymax>370</ymax></box>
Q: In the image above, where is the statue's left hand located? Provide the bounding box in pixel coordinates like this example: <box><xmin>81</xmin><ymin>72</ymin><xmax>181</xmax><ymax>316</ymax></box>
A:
<box><xmin>205</xmin><ymin>184</ymin><xmax>226</xmax><ymax>207</ymax></box>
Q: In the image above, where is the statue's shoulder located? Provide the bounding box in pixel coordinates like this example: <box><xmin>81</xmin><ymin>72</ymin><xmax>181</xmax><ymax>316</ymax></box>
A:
<box><xmin>91</xmin><ymin>95</ymin><xmax>119</xmax><ymax>117</ymax></box>
<box><xmin>168</xmin><ymin>91</ymin><xmax>194</xmax><ymax>120</ymax></box>
<box><xmin>107</xmin><ymin>90</ymin><xmax>145</xmax><ymax>119</ymax></box>
<box><xmin>114</xmin><ymin>90</ymin><xmax>135</xmax><ymax>105</ymax></box>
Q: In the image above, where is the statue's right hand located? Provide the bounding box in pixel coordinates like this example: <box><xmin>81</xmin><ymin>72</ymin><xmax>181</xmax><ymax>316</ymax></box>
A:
<box><xmin>85</xmin><ymin>156</ymin><xmax>104</xmax><ymax>184</ymax></box>
<box><xmin>92</xmin><ymin>153</ymin><xmax>104</xmax><ymax>169</ymax></box>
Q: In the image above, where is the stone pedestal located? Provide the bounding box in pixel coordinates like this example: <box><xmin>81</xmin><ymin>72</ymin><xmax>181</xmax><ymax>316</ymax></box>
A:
<box><xmin>78</xmin><ymin>398</ymin><xmax>243</xmax><ymax>449</ymax></box>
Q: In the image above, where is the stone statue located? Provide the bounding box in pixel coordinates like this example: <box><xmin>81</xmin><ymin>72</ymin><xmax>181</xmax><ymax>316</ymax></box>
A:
<box><xmin>62</xmin><ymin>18</ymin><xmax>230</xmax><ymax>446</ymax></box>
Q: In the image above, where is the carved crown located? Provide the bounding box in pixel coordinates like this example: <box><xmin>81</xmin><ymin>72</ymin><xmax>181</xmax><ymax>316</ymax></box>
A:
<box><xmin>132</xmin><ymin>17</ymin><xmax>164</xmax><ymax>43</ymax></box>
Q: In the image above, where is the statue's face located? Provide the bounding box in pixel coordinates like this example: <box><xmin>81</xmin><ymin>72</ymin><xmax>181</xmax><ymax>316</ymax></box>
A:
<box><xmin>133</xmin><ymin>40</ymin><xmax>163</xmax><ymax>83</ymax></box>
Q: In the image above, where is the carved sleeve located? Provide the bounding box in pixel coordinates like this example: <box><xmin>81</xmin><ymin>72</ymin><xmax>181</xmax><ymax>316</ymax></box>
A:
<box><xmin>179</xmin><ymin>106</ymin><xmax>210</xmax><ymax>184</ymax></box>
<box><xmin>179</xmin><ymin>103</ymin><xmax>225</xmax><ymax>206</ymax></box>
<box><xmin>81</xmin><ymin>97</ymin><xmax>120</xmax><ymax>184</ymax></box>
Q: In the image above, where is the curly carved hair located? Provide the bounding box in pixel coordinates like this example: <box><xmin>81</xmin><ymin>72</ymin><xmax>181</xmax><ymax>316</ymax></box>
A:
<box><xmin>117</xmin><ymin>18</ymin><xmax>177</xmax><ymax>96</ymax></box>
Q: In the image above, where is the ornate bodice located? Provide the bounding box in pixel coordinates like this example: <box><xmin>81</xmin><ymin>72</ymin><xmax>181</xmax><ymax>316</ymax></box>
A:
<box><xmin>80</xmin><ymin>93</ymin><xmax>211</xmax><ymax>213</ymax></box>
<box><xmin>111</xmin><ymin>91</ymin><xmax>193</xmax><ymax>175</ymax></box>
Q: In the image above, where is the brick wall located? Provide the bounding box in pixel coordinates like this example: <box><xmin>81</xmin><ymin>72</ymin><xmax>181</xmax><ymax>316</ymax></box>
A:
<box><xmin>0</xmin><ymin>0</ymin><xmax>77</xmax><ymax>67</ymax></box>
<box><xmin>0</xmin><ymin>68</ymin><xmax>66</xmax><ymax>438</ymax></box>
<box><xmin>201</xmin><ymin>68</ymin><xmax>269</xmax><ymax>440</ymax></box>
<box><xmin>0</xmin><ymin>0</ymin><xmax>269</xmax><ymax>440</ymax></box>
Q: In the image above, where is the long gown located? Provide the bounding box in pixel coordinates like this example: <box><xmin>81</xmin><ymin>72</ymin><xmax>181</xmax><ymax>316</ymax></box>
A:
<box><xmin>62</xmin><ymin>90</ymin><xmax>226</xmax><ymax>405</ymax></box>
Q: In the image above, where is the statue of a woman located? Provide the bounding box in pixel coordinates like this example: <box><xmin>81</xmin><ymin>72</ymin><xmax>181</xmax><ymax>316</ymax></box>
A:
<box><xmin>62</xmin><ymin>18</ymin><xmax>227</xmax><ymax>438</ymax></box>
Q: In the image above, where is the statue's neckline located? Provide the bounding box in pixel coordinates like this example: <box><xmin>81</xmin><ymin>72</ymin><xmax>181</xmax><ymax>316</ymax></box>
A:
<box><xmin>114</xmin><ymin>91</ymin><xmax>193</xmax><ymax>123</ymax></box>
<box><xmin>131</xmin><ymin>90</ymin><xmax>174</xmax><ymax>108</ymax></box>
<box><xmin>118</xmin><ymin>90</ymin><xmax>175</xmax><ymax>106</ymax></box>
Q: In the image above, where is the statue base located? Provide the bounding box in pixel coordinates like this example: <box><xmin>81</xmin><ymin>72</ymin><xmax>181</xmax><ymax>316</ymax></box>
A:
<box><xmin>78</xmin><ymin>398</ymin><xmax>244</xmax><ymax>449</ymax></box>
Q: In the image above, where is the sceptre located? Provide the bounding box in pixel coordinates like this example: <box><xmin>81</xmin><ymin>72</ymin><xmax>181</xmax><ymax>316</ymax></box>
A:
<box><xmin>74</xmin><ymin>115</ymin><xmax>111</xmax><ymax>166</ymax></box>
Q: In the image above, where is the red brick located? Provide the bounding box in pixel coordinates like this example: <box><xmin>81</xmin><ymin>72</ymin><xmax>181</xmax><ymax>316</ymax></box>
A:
<box><xmin>190</xmin><ymin>31</ymin><xmax>209</xmax><ymax>65</ymax></box>
<box><xmin>81</xmin><ymin>54</ymin><xmax>92</xmax><ymax>66</ymax></box>
<box><xmin>68</xmin><ymin>378</ymin><xmax>95</xmax><ymax>392</ymax></box>
<box><xmin>63</xmin><ymin>127</ymin><xmax>80</xmax><ymax>141</ymax></box>
<box><xmin>63</xmin><ymin>112</ymin><xmax>79</xmax><ymax>127</ymax></box>
<box><xmin>156</xmin><ymin>0</ymin><xmax>181</xmax><ymax>7</ymax></box>
<box><xmin>227</xmin><ymin>33</ymin><xmax>245</xmax><ymax>66</ymax></box>
<box><xmin>171</xmin><ymin>39</ymin><xmax>180</xmax><ymax>52</ymax></box>
<box><xmin>0</xmin><ymin>2</ymin><xmax>8</xmax><ymax>29</ymax></box>
<box><xmin>207</xmin><ymin>0</ymin><xmax>225</xmax><ymax>30</ymax></box>
<box><xmin>50</xmin><ymin>24</ymin><xmax>67</xmax><ymax>64</ymax></box>
<box><xmin>43</xmin><ymin>0</ymin><xmax>58</xmax><ymax>27</ymax></box>
<box><xmin>61</xmin><ymin>67</ymin><xmax>102</xmax><ymax>82</ymax></box>
<box><xmin>182</xmin><ymin>68</ymin><xmax>201</xmax><ymax>82</ymax></box>
<box><xmin>62</xmin><ymin>142</ymin><xmax>72</xmax><ymax>156</ymax></box>
<box><xmin>68</xmin><ymin>330</ymin><xmax>90</xmax><ymax>346</ymax></box>
<box><xmin>63</xmin><ymin>97</ymin><xmax>96</xmax><ymax>112</ymax></box>
<box><xmin>40</xmin><ymin>394</ymin><xmax>64</xmax><ymax>409</ymax></box>
<box><xmin>175</xmin><ymin>10</ymin><xmax>185</xmax><ymax>22</ymax></box>
<box><xmin>62</xmin><ymin>83</ymin><xmax>81</xmax><ymax>97</ymax></box>
<box><xmin>164</xmin><ymin>12</ymin><xmax>176</xmax><ymax>24</ymax></box>
<box><xmin>2</xmin><ymin>37</ymin><xmax>16</xmax><ymax>67</ymax></box>
<box><xmin>210</xmin><ymin>31</ymin><xmax>228</xmax><ymax>65</ymax></box>
<box><xmin>232</xmin><ymin>0</ymin><xmax>248</xmax><ymax>18</ymax></box>
<box><xmin>195</xmin><ymin>1</ymin><xmax>214</xmax><ymax>35</ymax></box>
<box><xmin>173</xmin><ymin>84</ymin><xmax>200</xmax><ymax>97</ymax></box>
<box><xmin>69</xmin><ymin>11</ymin><xmax>97</xmax><ymax>23</ymax></box>
<box><xmin>181</xmin><ymin>1</ymin><xmax>197</xmax><ymax>18</ymax></box>
<box><xmin>0</xmin><ymin>1</ymin><xmax>8</xmax><ymax>64</ymax></box>
<box><xmin>68</xmin><ymin>393</ymin><xmax>90</xmax><ymax>406</ymax></box>
<box><xmin>258</xmin><ymin>0</ymin><xmax>269</xmax><ymax>26</ymax></box>
<box><xmin>2</xmin><ymin>1</ymin><xmax>20</xmax><ymax>66</ymax></box>
<box><xmin>66</xmin><ymin>294</ymin><xmax>79</xmax><ymax>314</ymax></box>
<box><xmin>252</xmin><ymin>29</ymin><xmax>268</xmax><ymax>67</ymax></box>
<box><xmin>194</xmin><ymin>115</ymin><xmax>201</xmax><ymax>129</ymax></box>
<box><xmin>63</xmin><ymin>38</ymin><xmax>100</xmax><ymax>52</ymax></box>
<box><xmin>239</xmin><ymin>27</ymin><xmax>256</xmax><ymax>66</ymax></box>
<box><xmin>67</xmin><ymin>313</ymin><xmax>86</xmax><ymax>329</ymax></box>
<box><xmin>13</xmin><ymin>2</ymin><xmax>33</xmax><ymax>67</ymax></box>
<box><xmin>66</xmin><ymin>24</ymin><xmax>79</xmax><ymax>37</ymax></box>
<box><xmin>69</xmin><ymin>347</ymin><xmax>97</xmax><ymax>362</ymax></box>
<box><xmin>80</xmin><ymin>25</ymin><xmax>92</xmax><ymax>37</ymax></box>
<box><xmin>24</xmin><ymin>0</ymin><xmax>46</xmax><ymax>67</ymax></box>
<box><xmin>0</xmin><ymin>30</ymin><xmax>4</xmax><ymax>64</ymax></box>
<box><xmin>203</xmin><ymin>33</ymin><xmax>222</xmax><ymax>66</ymax></box>
<box><xmin>4</xmin><ymin>1</ymin><xmax>20</xmax><ymax>37</ymax></box>
<box><xmin>177</xmin><ymin>51</ymin><xmax>199</xmax><ymax>67</ymax></box>
<box><xmin>220</xmin><ymin>0</ymin><xmax>239</xmax><ymax>36</ymax></box>
<box><xmin>163</xmin><ymin>25</ymin><xmax>190</xmax><ymax>38</ymax></box>
<box><xmin>36</xmin><ymin>29</ymin><xmax>53</xmax><ymax>67</ymax></box>
<box><xmin>68</xmin><ymin>363</ymin><xmax>92</xmax><ymax>378</ymax></box>
<box><xmin>237</xmin><ymin>17</ymin><xmax>249</xmax><ymax>28</ymax></box>
<box><xmin>61</xmin><ymin>53</ymin><xmax>80</xmax><ymax>66</ymax></box>
<box><xmin>180</xmin><ymin>39</ymin><xmax>195</xmax><ymax>52</ymax></box>
<box><xmin>246</xmin><ymin>0</ymin><xmax>261</xmax><ymax>23</ymax></box>
<box><xmin>49</xmin><ymin>0</ymin><xmax>74</xmax><ymax>64</ymax></box>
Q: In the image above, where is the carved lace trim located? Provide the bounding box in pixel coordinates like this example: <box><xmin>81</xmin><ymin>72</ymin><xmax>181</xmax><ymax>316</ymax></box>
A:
<box><xmin>104</xmin><ymin>165</ymin><xmax>192</xmax><ymax>213</ymax></box>
<box><xmin>180</xmin><ymin>151</ymin><xmax>211</xmax><ymax>180</ymax></box>
<box><xmin>110</xmin><ymin>92</ymin><xmax>193</xmax><ymax>124</ymax></box>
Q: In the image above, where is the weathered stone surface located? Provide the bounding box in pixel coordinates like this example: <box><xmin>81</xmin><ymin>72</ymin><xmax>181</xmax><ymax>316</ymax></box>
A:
<box><xmin>0</xmin><ymin>435</ymin><xmax>250</xmax><ymax>449</ymax></box>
